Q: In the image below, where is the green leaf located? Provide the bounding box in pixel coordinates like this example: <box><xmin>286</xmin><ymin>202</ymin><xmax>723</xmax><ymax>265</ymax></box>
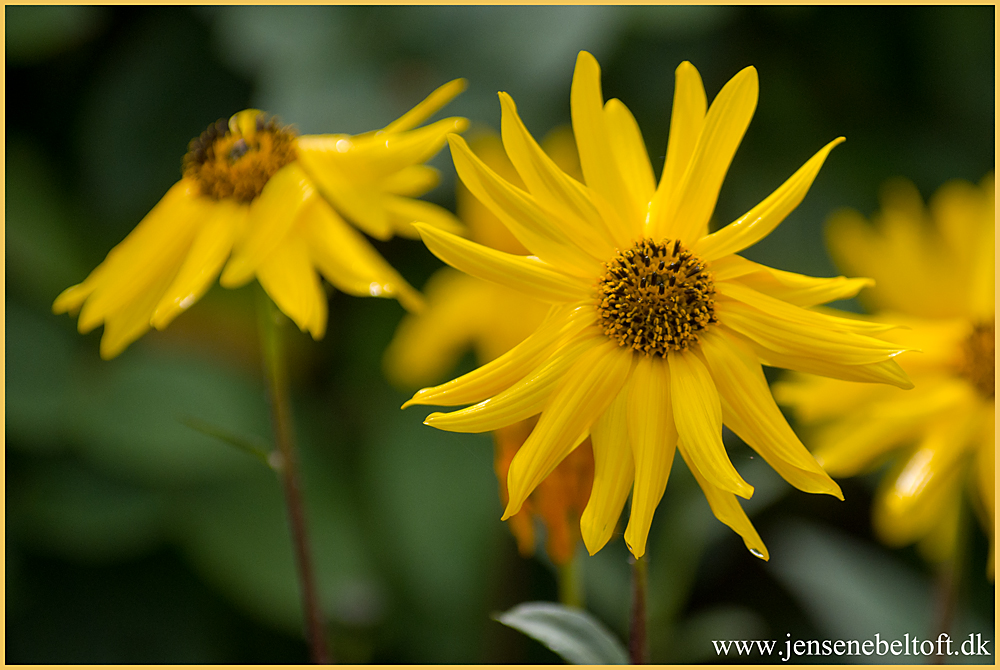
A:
<box><xmin>494</xmin><ymin>602</ymin><xmax>630</xmax><ymax>665</ymax></box>
<box><xmin>180</xmin><ymin>416</ymin><xmax>275</xmax><ymax>469</ymax></box>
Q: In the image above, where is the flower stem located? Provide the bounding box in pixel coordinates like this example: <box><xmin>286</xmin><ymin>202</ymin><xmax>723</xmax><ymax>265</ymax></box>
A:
<box><xmin>557</xmin><ymin>553</ymin><xmax>584</xmax><ymax>609</ymax></box>
<box><xmin>931</xmin><ymin>500</ymin><xmax>971</xmax><ymax>664</ymax></box>
<box><xmin>629</xmin><ymin>554</ymin><xmax>649</xmax><ymax>664</ymax></box>
<box><xmin>257</xmin><ymin>287</ymin><xmax>331</xmax><ymax>664</ymax></box>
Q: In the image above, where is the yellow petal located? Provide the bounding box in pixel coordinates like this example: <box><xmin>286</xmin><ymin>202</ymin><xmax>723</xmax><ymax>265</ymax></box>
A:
<box><xmin>604</xmin><ymin>98</ymin><xmax>655</xmax><ymax>229</ymax></box>
<box><xmin>151</xmin><ymin>199</ymin><xmax>247</xmax><ymax>330</ymax></box>
<box><xmin>383</xmin><ymin>193</ymin><xmax>465</xmax><ymax>239</ymax></box>
<box><xmin>98</xmin><ymin>264</ymin><xmax>178</xmax><ymax>359</ymax></box>
<box><xmin>255</xmin><ymin>232</ymin><xmax>327</xmax><ymax>339</ymax></box>
<box><xmin>700</xmin><ymin>330</ymin><xmax>842</xmax><ymax>498</ymax></box>
<box><xmin>694</xmin><ymin>137</ymin><xmax>844</xmax><ymax>261</ymax></box>
<box><xmin>302</xmin><ymin>198</ymin><xmax>422</xmax><ymax>312</ymax></box>
<box><xmin>498</xmin><ymin>92</ymin><xmax>620</xmax><ymax>254</ymax></box>
<box><xmin>623</xmin><ymin>354</ymin><xmax>677</xmax><ymax>558</ymax></box>
<box><xmin>221</xmin><ymin>162</ymin><xmax>313</xmax><ymax>287</ymax></box>
<box><xmin>381</xmin><ymin>78</ymin><xmax>467</xmax><ymax>134</ymax></box>
<box><xmin>874</xmin><ymin>413</ymin><xmax>976</xmax><ymax>548</ymax></box>
<box><xmin>823</xmin><ymin>181</ymin><xmax>964</xmax><ymax>319</ymax></box>
<box><xmin>711</xmin><ymin>254</ymin><xmax>873</xmax><ymax>307</ymax></box>
<box><xmin>716</xmin><ymin>299</ymin><xmax>907</xmax><ymax>367</ymax></box>
<box><xmin>668</xmin><ymin>348</ymin><xmax>753</xmax><ymax>498</ymax></box>
<box><xmin>649</xmin><ymin>61</ymin><xmax>707</xmax><ymax>232</ymax></box>
<box><xmin>580</xmin><ymin>386</ymin><xmax>634</xmax><ymax>555</ymax></box>
<box><xmin>76</xmin><ymin>180</ymin><xmax>205</xmax><ymax>332</ymax></box>
<box><xmin>53</xmin><ymin>271</ymin><xmax>104</xmax><ymax>318</ymax></box>
<box><xmin>747</xmin><ymin>334</ymin><xmax>913</xmax><ymax>389</ymax></box>
<box><xmin>404</xmin><ymin>304</ymin><xmax>596</xmax><ymax>408</ymax></box>
<box><xmin>370</xmin><ymin>116</ymin><xmax>471</xmax><ymax>174</ymax></box>
<box><xmin>448</xmin><ymin>133</ymin><xmax>601</xmax><ymax>275</ymax></box>
<box><xmin>976</xmin><ymin>408</ymin><xmax>995</xmax><ymax>526</ymax></box>
<box><xmin>570</xmin><ymin>51</ymin><xmax>642</xmax><ymax>233</ymax></box>
<box><xmin>966</xmin><ymin>176</ymin><xmax>995</xmax><ymax>321</ymax></box>
<box><xmin>414</xmin><ymin>222</ymin><xmax>592</xmax><ymax>303</ymax></box>
<box><xmin>504</xmin><ymin>339</ymin><xmax>633</xmax><ymax>518</ymax></box>
<box><xmin>680</xmin><ymin>447</ymin><xmax>769</xmax><ymax>560</ymax></box>
<box><xmin>424</xmin><ymin>331</ymin><xmax>604</xmax><ymax>433</ymax></box>
<box><xmin>294</xmin><ymin>140</ymin><xmax>393</xmax><ymax>240</ymax></box>
<box><xmin>717</xmin><ymin>281</ymin><xmax>896</xmax><ymax>336</ymax></box>
<box><xmin>658</xmin><ymin>66</ymin><xmax>758</xmax><ymax>244</ymax></box>
<box><xmin>811</xmin><ymin>380</ymin><xmax>973</xmax><ymax>476</ymax></box>
<box><xmin>379</xmin><ymin>164</ymin><xmax>440</xmax><ymax>197</ymax></box>
<box><xmin>771</xmin><ymin>369</ymin><xmax>888</xmax><ymax>423</ymax></box>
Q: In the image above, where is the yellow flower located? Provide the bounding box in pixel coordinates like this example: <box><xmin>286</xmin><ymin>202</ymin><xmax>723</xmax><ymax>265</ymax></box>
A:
<box><xmin>775</xmin><ymin>174</ymin><xmax>994</xmax><ymax>573</ymax></box>
<box><xmin>385</xmin><ymin>129</ymin><xmax>592</xmax><ymax>565</ymax></box>
<box><xmin>403</xmin><ymin>52</ymin><xmax>912</xmax><ymax>560</ymax></box>
<box><xmin>53</xmin><ymin>80</ymin><xmax>468</xmax><ymax>359</ymax></box>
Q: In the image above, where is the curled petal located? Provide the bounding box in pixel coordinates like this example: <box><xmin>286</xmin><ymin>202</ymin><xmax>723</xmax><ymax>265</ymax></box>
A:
<box><xmin>571</xmin><ymin>51</ymin><xmax>642</xmax><ymax>233</ymax></box>
<box><xmin>504</xmin><ymin>339</ymin><xmax>633</xmax><ymax>518</ymax></box>
<box><xmin>668</xmin><ymin>348</ymin><xmax>753</xmax><ymax>498</ymax></box>
<box><xmin>449</xmin><ymin>133</ymin><xmax>601</xmax><ymax>275</ymax></box>
<box><xmin>382</xmin><ymin>78</ymin><xmax>468</xmax><ymax>134</ymax></box>
<box><xmin>681</xmin><ymin>446</ymin><xmax>769</xmax><ymax>560</ymax></box>
<box><xmin>404</xmin><ymin>304</ymin><xmax>596</xmax><ymax>408</ymax></box>
<box><xmin>649</xmin><ymin>61</ymin><xmax>707</xmax><ymax>234</ymax></box>
<box><xmin>700</xmin><ymin>329</ymin><xmax>842</xmax><ymax>498</ymax></box>
<box><xmin>499</xmin><ymin>92</ymin><xmax>618</xmax><ymax>255</ymax></box>
<box><xmin>658</xmin><ymin>66</ymin><xmax>759</xmax><ymax>244</ymax></box>
<box><xmin>694</xmin><ymin>137</ymin><xmax>844</xmax><ymax>261</ymax></box>
<box><xmin>716</xmin><ymin>299</ymin><xmax>907</xmax><ymax>367</ymax></box>
<box><xmin>624</xmin><ymin>354</ymin><xmax>677</xmax><ymax>558</ymax></box>
<box><xmin>424</xmin><ymin>331</ymin><xmax>603</xmax><ymax>433</ymax></box>
<box><xmin>711</xmin><ymin>254</ymin><xmax>874</xmax><ymax>307</ymax></box>
<box><xmin>414</xmin><ymin>223</ymin><xmax>592</xmax><ymax>303</ymax></box>
<box><xmin>580</xmin><ymin>386</ymin><xmax>634</xmax><ymax>555</ymax></box>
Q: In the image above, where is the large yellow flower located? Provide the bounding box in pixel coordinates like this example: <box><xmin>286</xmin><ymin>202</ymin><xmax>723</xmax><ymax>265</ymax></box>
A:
<box><xmin>404</xmin><ymin>51</ymin><xmax>912</xmax><ymax>560</ymax></box>
<box><xmin>54</xmin><ymin>80</ymin><xmax>467</xmax><ymax>358</ymax></box>
<box><xmin>385</xmin><ymin>129</ymin><xmax>592</xmax><ymax>566</ymax></box>
<box><xmin>775</xmin><ymin>174</ymin><xmax>994</xmax><ymax>573</ymax></box>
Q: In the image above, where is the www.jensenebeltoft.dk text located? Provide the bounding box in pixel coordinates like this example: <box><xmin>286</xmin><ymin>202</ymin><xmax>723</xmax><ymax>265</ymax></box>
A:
<box><xmin>713</xmin><ymin>633</ymin><xmax>992</xmax><ymax>662</ymax></box>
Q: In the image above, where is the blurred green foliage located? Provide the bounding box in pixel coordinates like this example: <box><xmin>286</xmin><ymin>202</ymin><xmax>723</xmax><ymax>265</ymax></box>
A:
<box><xmin>6</xmin><ymin>5</ymin><xmax>993</xmax><ymax>663</ymax></box>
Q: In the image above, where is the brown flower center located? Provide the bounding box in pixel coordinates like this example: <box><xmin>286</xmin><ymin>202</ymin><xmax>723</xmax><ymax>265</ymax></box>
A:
<box><xmin>182</xmin><ymin>112</ymin><xmax>297</xmax><ymax>202</ymax></box>
<box><xmin>597</xmin><ymin>238</ymin><xmax>716</xmax><ymax>356</ymax></box>
<box><xmin>959</xmin><ymin>322</ymin><xmax>995</xmax><ymax>399</ymax></box>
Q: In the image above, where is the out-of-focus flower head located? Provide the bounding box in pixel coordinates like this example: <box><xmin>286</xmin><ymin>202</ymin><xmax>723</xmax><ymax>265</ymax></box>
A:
<box><xmin>54</xmin><ymin>80</ymin><xmax>468</xmax><ymax>358</ymax></box>
<box><xmin>776</xmin><ymin>174</ymin><xmax>994</xmax><ymax>576</ymax></box>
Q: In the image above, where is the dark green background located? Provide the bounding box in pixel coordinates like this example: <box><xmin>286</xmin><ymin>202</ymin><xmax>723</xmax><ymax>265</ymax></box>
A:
<box><xmin>6</xmin><ymin>6</ymin><xmax>994</xmax><ymax>663</ymax></box>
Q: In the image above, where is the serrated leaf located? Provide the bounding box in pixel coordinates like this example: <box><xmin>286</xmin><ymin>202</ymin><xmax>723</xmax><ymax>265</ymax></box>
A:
<box><xmin>494</xmin><ymin>601</ymin><xmax>630</xmax><ymax>665</ymax></box>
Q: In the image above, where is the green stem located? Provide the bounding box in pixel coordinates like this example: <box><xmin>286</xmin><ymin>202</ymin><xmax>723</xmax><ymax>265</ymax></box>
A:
<box><xmin>257</xmin><ymin>287</ymin><xmax>331</xmax><ymax>664</ymax></box>
<box><xmin>629</xmin><ymin>554</ymin><xmax>648</xmax><ymax>664</ymax></box>
<box><xmin>931</xmin><ymin>499</ymin><xmax>970</xmax><ymax>664</ymax></box>
<box><xmin>557</xmin><ymin>553</ymin><xmax>584</xmax><ymax>609</ymax></box>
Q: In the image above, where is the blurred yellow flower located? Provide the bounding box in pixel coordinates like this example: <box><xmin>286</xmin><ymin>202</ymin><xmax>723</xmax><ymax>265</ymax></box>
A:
<box><xmin>404</xmin><ymin>51</ymin><xmax>911</xmax><ymax>560</ymax></box>
<box><xmin>494</xmin><ymin>420</ymin><xmax>594</xmax><ymax>566</ymax></box>
<box><xmin>775</xmin><ymin>174</ymin><xmax>994</xmax><ymax>573</ymax></box>
<box><xmin>54</xmin><ymin>80</ymin><xmax>468</xmax><ymax>358</ymax></box>
<box><xmin>385</xmin><ymin>129</ymin><xmax>593</xmax><ymax>565</ymax></box>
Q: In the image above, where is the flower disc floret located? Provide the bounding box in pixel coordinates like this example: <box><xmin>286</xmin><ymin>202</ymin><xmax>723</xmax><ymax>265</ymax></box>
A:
<box><xmin>598</xmin><ymin>238</ymin><xmax>716</xmax><ymax>355</ymax></box>
<box><xmin>960</xmin><ymin>322</ymin><xmax>995</xmax><ymax>399</ymax></box>
<box><xmin>182</xmin><ymin>114</ymin><xmax>298</xmax><ymax>202</ymax></box>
